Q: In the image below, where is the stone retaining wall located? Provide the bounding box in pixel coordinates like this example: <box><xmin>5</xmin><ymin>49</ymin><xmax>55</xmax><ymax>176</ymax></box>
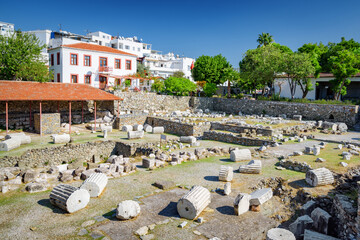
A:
<box><xmin>210</xmin><ymin>122</ymin><xmax>275</xmax><ymax>136</ymax></box>
<box><xmin>114</xmin><ymin>113</ymin><xmax>148</xmax><ymax>129</ymax></box>
<box><xmin>203</xmin><ymin>131</ymin><xmax>273</xmax><ymax>146</ymax></box>
<box><xmin>113</xmin><ymin>92</ymin><xmax>359</xmax><ymax>127</ymax></box>
<box><xmin>332</xmin><ymin>194</ymin><xmax>357</xmax><ymax>239</ymax></box>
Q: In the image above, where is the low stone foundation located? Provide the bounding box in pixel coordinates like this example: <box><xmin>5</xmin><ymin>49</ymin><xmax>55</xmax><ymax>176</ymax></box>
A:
<box><xmin>203</xmin><ymin>131</ymin><xmax>273</xmax><ymax>146</ymax></box>
<box><xmin>114</xmin><ymin>113</ymin><xmax>148</xmax><ymax>129</ymax></box>
<box><xmin>210</xmin><ymin>122</ymin><xmax>276</xmax><ymax>136</ymax></box>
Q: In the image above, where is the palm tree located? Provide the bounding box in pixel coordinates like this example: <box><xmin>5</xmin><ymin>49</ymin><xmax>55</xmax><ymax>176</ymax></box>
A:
<box><xmin>257</xmin><ymin>33</ymin><xmax>274</xmax><ymax>48</ymax></box>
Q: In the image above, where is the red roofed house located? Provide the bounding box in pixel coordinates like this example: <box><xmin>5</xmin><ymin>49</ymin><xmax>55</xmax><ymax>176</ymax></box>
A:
<box><xmin>48</xmin><ymin>43</ymin><xmax>137</xmax><ymax>90</ymax></box>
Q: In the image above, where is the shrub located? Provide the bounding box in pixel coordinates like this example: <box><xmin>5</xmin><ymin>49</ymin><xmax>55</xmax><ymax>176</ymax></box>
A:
<box><xmin>203</xmin><ymin>82</ymin><xmax>218</xmax><ymax>97</ymax></box>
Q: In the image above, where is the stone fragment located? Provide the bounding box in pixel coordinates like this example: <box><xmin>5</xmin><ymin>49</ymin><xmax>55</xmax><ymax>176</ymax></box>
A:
<box><xmin>301</xmin><ymin>200</ymin><xmax>316</xmax><ymax>215</ymax></box>
<box><xmin>289</xmin><ymin>215</ymin><xmax>313</xmax><ymax>238</ymax></box>
<box><xmin>5</xmin><ymin>132</ymin><xmax>31</xmax><ymax>145</ymax></box>
<box><xmin>230</xmin><ymin>149</ymin><xmax>251</xmax><ymax>162</ymax></box>
<box><xmin>180</xmin><ymin>136</ymin><xmax>196</xmax><ymax>144</ymax></box>
<box><xmin>0</xmin><ymin>138</ymin><xmax>21</xmax><ymax>151</ymax></box>
<box><xmin>338</xmin><ymin>144</ymin><xmax>343</xmax><ymax>150</ymax></box>
<box><xmin>103</xmin><ymin>129</ymin><xmax>108</xmax><ymax>138</ymax></box>
<box><xmin>266</xmin><ymin>228</ymin><xmax>296</xmax><ymax>240</ymax></box>
<box><xmin>305</xmin><ymin>168</ymin><xmax>334</xmax><ymax>187</ymax></box>
<box><xmin>303</xmin><ymin>229</ymin><xmax>340</xmax><ymax>240</ymax></box>
<box><xmin>312</xmin><ymin>146</ymin><xmax>321</xmax><ymax>156</ymax></box>
<box><xmin>49</xmin><ymin>184</ymin><xmax>90</xmax><ymax>213</ymax></box>
<box><xmin>152</xmin><ymin>126</ymin><xmax>164</xmax><ymax>134</ymax></box>
<box><xmin>80</xmin><ymin>173</ymin><xmax>108</xmax><ymax>197</ymax></box>
<box><xmin>128</xmin><ymin>130</ymin><xmax>144</xmax><ymax>139</ymax></box>
<box><xmin>293</xmin><ymin>151</ymin><xmax>303</xmax><ymax>156</ymax></box>
<box><xmin>25</xmin><ymin>182</ymin><xmax>47</xmax><ymax>193</ymax></box>
<box><xmin>339</xmin><ymin>162</ymin><xmax>348</xmax><ymax>167</ymax></box>
<box><xmin>239</xmin><ymin>160</ymin><xmax>262</xmax><ymax>174</ymax></box>
<box><xmin>116</xmin><ymin>200</ymin><xmax>141</xmax><ymax>220</ymax></box>
<box><xmin>177</xmin><ymin>185</ymin><xmax>211</xmax><ymax>220</ymax></box>
<box><xmin>135</xmin><ymin>226</ymin><xmax>149</xmax><ymax>236</ymax></box>
<box><xmin>315</xmin><ymin>158</ymin><xmax>326</xmax><ymax>163</ymax></box>
<box><xmin>143</xmin><ymin>124</ymin><xmax>153</xmax><ymax>133</ymax></box>
<box><xmin>293</xmin><ymin>115</ymin><xmax>302</xmax><ymax>121</ymax></box>
<box><xmin>133</xmin><ymin>124</ymin><xmax>143</xmax><ymax>131</ymax></box>
<box><xmin>178</xmin><ymin>221</ymin><xmax>187</xmax><ymax>228</ymax></box>
<box><xmin>23</xmin><ymin>170</ymin><xmax>38</xmax><ymax>183</ymax></box>
<box><xmin>52</xmin><ymin>134</ymin><xmax>71</xmax><ymax>144</ymax></box>
<box><xmin>218</xmin><ymin>165</ymin><xmax>233</xmax><ymax>182</ymax></box>
<box><xmin>250</xmin><ymin>188</ymin><xmax>273</xmax><ymax>206</ymax></box>
<box><xmin>224</xmin><ymin>182</ymin><xmax>231</xmax><ymax>195</ymax></box>
<box><xmin>322</xmin><ymin>122</ymin><xmax>337</xmax><ymax>131</ymax></box>
<box><xmin>153</xmin><ymin>180</ymin><xmax>175</xmax><ymax>190</ymax></box>
<box><xmin>258</xmin><ymin>146</ymin><xmax>267</xmax><ymax>152</ymax></box>
<box><xmin>80</xmin><ymin>169</ymin><xmax>95</xmax><ymax>180</ymax></box>
<box><xmin>311</xmin><ymin>207</ymin><xmax>331</xmax><ymax>234</ymax></box>
<box><xmin>142</xmin><ymin>158</ymin><xmax>155</xmax><ymax>168</ymax></box>
<box><xmin>234</xmin><ymin>193</ymin><xmax>250</xmax><ymax>216</ymax></box>
<box><xmin>122</xmin><ymin>125</ymin><xmax>133</xmax><ymax>132</ymax></box>
<box><xmin>337</xmin><ymin>122</ymin><xmax>348</xmax><ymax>132</ymax></box>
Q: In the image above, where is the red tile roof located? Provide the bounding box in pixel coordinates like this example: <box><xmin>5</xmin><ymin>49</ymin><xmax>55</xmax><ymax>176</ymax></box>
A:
<box><xmin>60</xmin><ymin>43</ymin><xmax>137</xmax><ymax>57</ymax></box>
<box><xmin>0</xmin><ymin>81</ymin><xmax>122</xmax><ymax>101</ymax></box>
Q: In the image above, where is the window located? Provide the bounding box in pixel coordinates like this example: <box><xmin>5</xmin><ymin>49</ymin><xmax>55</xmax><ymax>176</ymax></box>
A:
<box><xmin>57</xmin><ymin>52</ymin><xmax>60</xmax><ymax>65</ymax></box>
<box><xmin>84</xmin><ymin>55</ymin><xmax>91</xmax><ymax>66</ymax></box>
<box><xmin>57</xmin><ymin>73</ymin><xmax>60</xmax><ymax>82</ymax></box>
<box><xmin>71</xmin><ymin>74</ymin><xmax>78</xmax><ymax>83</ymax></box>
<box><xmin>125</xmin><ymin>60</ymin><xmax>132</xmax><ymax>70</ymax></box>
<box><xmin>99</xmin><ymin>57</ymin><xmax>107</xmax><ymax>67</ymax></box>
<box><xmin>70</xmin><ymin>53</ymin><xmax>78</xmax><ymax>65</ymax></box>
<box><xmin>99</xmin><ymin>41</ymin><xmax>102</xmax><ymax>45</ymax></box>
<box><xmin>125</xmin><ymin>45</ymin><xmax>130</xmax><ymax>50</ymax></box>
<box><xmin>115</xmin><ymin>59</ymin><xmax>121</xmax><ymax>69</ymax></box>
<box><xmin>138</xmin><ymin>48</ymin><xmax>140</xmax><ymax>52</ymax></box>
<box><xmin>50</xmin><ymin>54</ymin><xmax>54</xmax><ymax>66</ymax></box>
<box><xmin>84</xmin><ymin>75</ymin><xmax>91</xmax><ymax>84</ymax></box>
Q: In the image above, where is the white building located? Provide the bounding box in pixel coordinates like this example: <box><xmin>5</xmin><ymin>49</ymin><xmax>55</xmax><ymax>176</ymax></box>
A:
<box><xmin>0</xmin><ymin>21</ymin><xmax>14</xmax><ymax>37</ymax></box>
<box><xmin>142</xmin><ymin>52</ymin><xmax>194</xmax><ymax>81</ymax></box>
<box><xmin>26</xmin><ymin>30</ymin><xmax>52</xmax><ymax>64</ymax></box>
<box><xmin>48</xmin><ymin>43</ymin><xmax>137</xmax><ymax>89</ymax></box>
<box><xmin>274</xmin><ymin>73</ymin><xmax>360</xmax><ymax>100</ymax></box>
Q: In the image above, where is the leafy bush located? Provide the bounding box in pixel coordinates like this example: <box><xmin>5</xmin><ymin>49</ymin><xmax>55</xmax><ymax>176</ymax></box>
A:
<box><xmin>203</xmin><ymin>82</ymin><xmax>218</xmax><ymax>97</ymax></box>
<box><xmin>151</xmin><ymin>79</ymin><xmax>165</xmax><ymax>92</ymax></box>
<box><xmin>164</xmin><ymin>77</ymin><xmax>197</xmax><ymax>96</ymax></box>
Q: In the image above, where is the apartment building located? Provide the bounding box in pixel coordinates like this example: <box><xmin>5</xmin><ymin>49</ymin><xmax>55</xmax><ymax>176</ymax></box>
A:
<box><xmin>48</xmin><ymin>43</ymin><xmax>137</xmax><ymax>89</ymax></box>
<box><xmin>0</xmin><ymin>21</ymin><xmax>14</xmax><ymax>37</ymax></box>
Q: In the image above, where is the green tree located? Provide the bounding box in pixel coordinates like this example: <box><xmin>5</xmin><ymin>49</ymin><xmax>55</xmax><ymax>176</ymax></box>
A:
<box><xmin>223</xmin><ymin>68</ymin><xmax>240</xmax><ymax>98</ymax></box>
<box><xmin>272</xmin><ymin>43</ymin><xmax>293</xmax><ymax>54</ymax></box>
<box><xmin>257</xmin><ymin>32</ymin><xmax>274</xmax><ymax>47</ymax></box>
<box><xmin>192</xmin><ymin>54</ymin><xmax>231</xmax><ymax>86</ymax></box>
<box><xmin>0</xmin><ymin>30</ymin><xmax>50</xmax><ymax>82</ymax></box>
<box><xmin>164</xmin><ymin>77</ymin><xmax>197</xmax><ymax>96</ymax></box>
<box><xmin>172</xmin><ymin>71</ymin><xmax>185</xmax><ymax>78</ymax></box>
<box><xmin>281</xmin><ymin>52</ymin><xmax>315</xmax><ymax>99</ymax></box>
<box><xmin>239</xmin><ymin>45</ymin><xmax>282</xmax><ymax>96</ymax></box>
<box><xmin>137</xmin><ymin>62</ymin><xmax>151</xmax><ymax>78</ymax></box>
<box><xmin>298</xmin><ymin>42</ymin><xmax>327</xmax><ymax>78</ymax></box>
<box><xmin>328</xmin><ymin>49</ymin><xmax>360</xmax><ymax>100</ymax></box>
<box><xmin>151</xmin><ymin>79</ymin><xmax>165</xmax><ymax>92</ymax></box>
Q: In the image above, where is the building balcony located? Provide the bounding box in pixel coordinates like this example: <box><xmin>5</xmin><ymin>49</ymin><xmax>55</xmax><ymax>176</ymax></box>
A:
<box><xmin>99</xmin><ymin>66</ymin><xmax>113</xmax><ymax>73</ymax></box>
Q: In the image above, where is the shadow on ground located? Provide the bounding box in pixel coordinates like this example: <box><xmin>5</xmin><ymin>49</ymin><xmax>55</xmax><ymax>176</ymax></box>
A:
<box><xmin>204</xmin><ymin>176</ymin><xmax>219</xmax><ymax>182</ymax></box>
<box><xmin>158</xmin><ymin>201</ymin><xmax>179</xmax><ymax>217</ymax></box>
<box><xmin>37</xmin><ymin>199</ymin><xmax>67</xmax><ymax>214</ymax></box>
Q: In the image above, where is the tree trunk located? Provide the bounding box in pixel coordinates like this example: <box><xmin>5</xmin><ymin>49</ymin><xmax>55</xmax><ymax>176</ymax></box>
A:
<box><xmin>227</xmin><ymin>80</ymin><xmax>231</xmax><ymax>98</ymax></box>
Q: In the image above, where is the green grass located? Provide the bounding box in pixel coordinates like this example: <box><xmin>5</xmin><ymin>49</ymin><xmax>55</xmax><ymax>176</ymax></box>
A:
<box><xmin>288</xmin><ymin>143</ymin><xmax>360</xmax><ymax>174</ymax></box>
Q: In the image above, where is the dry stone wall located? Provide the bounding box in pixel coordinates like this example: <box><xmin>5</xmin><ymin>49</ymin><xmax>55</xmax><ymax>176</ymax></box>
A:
<box><xmin>114</xmin><ymin>92</ymin><xmax>359</xmax><ymax>127</ymax></box>
<box><xmin>203</xmin><ymin>131</ymin><xmax>273</xmax><ymax>146</ymax></box>
<box><xmin>210</xmin><ymin>122</ymin><xmax>275</xmax><ymax>136</ymax></box>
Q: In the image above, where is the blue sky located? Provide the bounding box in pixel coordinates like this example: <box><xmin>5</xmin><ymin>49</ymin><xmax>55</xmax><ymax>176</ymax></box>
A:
<box><xmin>1</xmin><ymin>0</ymin><xmax>360</xmax><ymax>66</ymax></box>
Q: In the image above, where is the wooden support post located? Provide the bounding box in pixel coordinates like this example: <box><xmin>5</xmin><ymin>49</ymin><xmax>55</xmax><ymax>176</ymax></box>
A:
<box><xmin>29</xmin><ymin>101</ymin><xmax>32</xmax><ymax>129</ymax></box>
<box><xmin>117</xmin><ymin>101</ymin><xmax>120</xmax><ymax>118</ymax></box>
<box><xmin>81</xmin><ymin>101</ymin><xmax>84</xmax><ymax>123</ymax></box>
<box><xmin>94</xmin><ymin>101</ymin><xmax>97</xmax><ymax>132</ymax></box>
<box><xmin>5</xmin><ymin>101</ymin><xmax>8</xmax><ymax>135</ymax></box>
<box><xmin>69</xmin><ymin>101</ymin><xmax>72</xmax><ymax>135</ymax></box>
<box><xmin>39</xmin><ymin>101</ymin><xmax>42</xmax><ymax>136</ymax></box>
<box><xmin>57</xmin><ymin>101</ymin><xmax>60</xmax><ymax>113</ymax></box>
